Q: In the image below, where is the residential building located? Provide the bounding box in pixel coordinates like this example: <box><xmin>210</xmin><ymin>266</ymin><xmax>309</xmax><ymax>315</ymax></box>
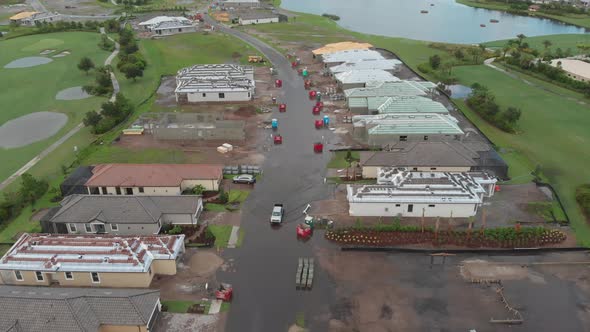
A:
<box><xmin>0</xmin><ymin>286</ymin><xmax>161</xmax><ymax>332</ymax></box>
<box><xmin>221</xmin><ymin>0</ymin><xmax>260</xmax><ymax>7</ymax></box>
<box><xmin>334</xmin><ymin>69</ymin><xmax>400</xmax><ymax>89</ymax></box>
<box><xmin>9</xmin><ymin>11</ymin><xmax>61</xmax><ymax>26</ymax></box>
<box><xmin>345</xmin><ymin>81</ymin><xmax>438</xmax><ymax>113</ymax></box>
<box><xmin>138</xmin><ymin>16</ymin><xmax>196</xmax><ymax>36</ymax></box>
<box><xmin>312</xmin><ymin>42</ymin><xmax>373</xmax><ymax>56</ymax></box>
<box><xmin>0</xmin><ymin>233</ymin><xmax>185</xmax><ymax>288</ymax></box>
<box><xmin>238</xmin><ymin>11</ymin><xmax>279</xmax><ymax>25</ymax></box>
<box><xmin>368</xmin><ymin>96</ymin><xmax>450</xmax><ymax>115</ymax></box>
<box><xmin>84</xmin><ymin>163</ymin><xmax>223</xmax><ymax>195</ymax></box>
<box><xmin>329</xmin><ymin>58</ymin><xmax>402</xmax><ymax>74</ymax></box>
<box><xmin>321</xmin><ymin>49</ymin><xmax>385</xmax><ymax>65</ymax></box>
<box><xmin>43</xmin><ymin>194</ymin><xmax>203</xmax><ymax>235</ymax></box>
<box><xmin>347</xmin><ymin>168</ymin><xmax>497</xmax><ymax>218</ymax></box>
<box><xmin>352</xmin><ymin>113</ymin><xmax>464</xmax><ymax>146</ymax></box>
<box><xmin>529</xmin><ymin>4</ymin><xmax>541</xmax><ymax>11</ymax></box>
<box><xmin>550</xmin><ymin>58</ymin><xmax>590</xmax><ymax>82</ymax></box>
<box><xmin>360</xmin><ymin>141</ymin><xmax>508</xmax><ymax>179</ymax></box>
<box><xmin>175</xmin><ymin>64</ymin><xmax>255</xmax><ymax>103</ymax></box>
<box><xmin>60</xmin><ymin>165</ymin><xmax>95</xmax><ymax>196</ymax></box>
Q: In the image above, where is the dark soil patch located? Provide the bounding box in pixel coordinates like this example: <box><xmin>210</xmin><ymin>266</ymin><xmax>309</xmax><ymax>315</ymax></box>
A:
<box><xmin>234</xmin><ymin>105</ymin><xmax>257</xmax><ymax>118</ymax></box>
<box><xmin>379</xmin><ymin>304</ymin><xmax>393</xmax><ymax>320</ymax></box>
<box><xmin>330</xmin><ymin>298</ymin><xmax>356</xmax><ymax>321</ymax></box>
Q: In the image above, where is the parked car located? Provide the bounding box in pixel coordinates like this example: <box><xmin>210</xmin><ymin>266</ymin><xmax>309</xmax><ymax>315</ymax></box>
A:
<box><xmin>233</xmin><ymin>174</ymin><xmax>256</xmax><ymax>184</ymax></box>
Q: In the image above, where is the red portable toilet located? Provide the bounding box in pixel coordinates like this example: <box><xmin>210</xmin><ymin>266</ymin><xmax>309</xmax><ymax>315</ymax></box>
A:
<box><xmin>315</xmin><ymin>119</ymin><xmax>323</xmax><ymax>129</ymax></box>
<box><xmin>314</xmin><ymin>142</ymin><xmax>323</xmax><ymax>153</ymax></box>
<box><xmin>309</xmin><ymin>90</ymin><xmax>317</xmax><ymax>99</ymax></box>
<box><xmin>274</xmin><ymin>135</ymin><xmax>283</xmax><ymax>144</ymax></box>
<box><xmin>291</xmin><ymin>61</ymin><xmax>298</xmax><ymax>68</ymax></box>
<box><xmin>275</xmin><ymin>79</ymin><xmax>282</xmax><ymax>88</ymax></box>
<box><xmin>312</xmin><ymin>106</ymin><xmax>321</xmax><ymax>115</ymax></box>
<box><xmin>315</xmin><ymin>101</ymin><xmax>324</xmax><ymax>110</ymax></box>
<box><xmin>279</xmin><ymin>103</ymin><xmax>287</xmax><ymax>112</ymax></box>
<box><xmin>304</xmin><ymin>80</ymin><xmax>312</xmax><ymax>90</ymax></box>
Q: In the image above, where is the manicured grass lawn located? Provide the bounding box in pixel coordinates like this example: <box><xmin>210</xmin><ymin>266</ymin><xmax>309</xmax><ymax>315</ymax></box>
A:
<box><xmin>204</xmin><ymin>189</ymin><xmax>250</xmax><ymax>212</ymax></box>
<box><xmin>327</xmin><ymin>151</ymin><xmax>360</xmax><ymax>169</ymax></box>
<box><xmin>208</xmin><ymin>224</ymin><xmax>233</xmax><ymax>247</ymax></box>
<box><xmin>526</xmin><ymin>201</ymin><xmax>567</xmax><ymax>223</ymax></box>
<box><xmin>228</xmin><ymin>189</ymin><xmax>250</xmax><ymax>204</ymax></box>
<box><xmin>456</xmin><ymin>0</ymin><xmax>590</xmax><ymax>28</ymax></box>
<box><xmin>452</xmin><ymin>65</ymin><xmax>590</xmax><ymax>244</ymax></box>
<box><xmin>205</xmin><ymin>203</ymin><xmax>229</xmax><ymax>212</ymax></box>
<box><xmin>485</xmin><ymin>34</ymin><xmax>590</xmax><ymax>54</ymax></box>
<box><xmin>0</xmin><ymin>32</ymin><xmax>110</xmax><ymax>183</ymax></box>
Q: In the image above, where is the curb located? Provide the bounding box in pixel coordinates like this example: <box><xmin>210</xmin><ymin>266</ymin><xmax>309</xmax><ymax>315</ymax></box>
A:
<box><xmin>341</xmin><ymin>246</ymin><xmax>588</xmax><ymax>254</ymax></box>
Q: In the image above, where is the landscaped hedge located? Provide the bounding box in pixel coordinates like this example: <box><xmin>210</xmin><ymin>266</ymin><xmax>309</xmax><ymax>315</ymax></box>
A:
<box><xmin>576</xmin><ymin>184</ymin><xmax>590</xmax><ymax>221</ymax></box>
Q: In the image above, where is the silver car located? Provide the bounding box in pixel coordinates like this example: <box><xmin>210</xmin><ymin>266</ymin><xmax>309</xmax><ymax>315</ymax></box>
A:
<box><xmin>232</xmin><ymin>174</ymin><xmax>256</xmax><ymax>184</ymax></box>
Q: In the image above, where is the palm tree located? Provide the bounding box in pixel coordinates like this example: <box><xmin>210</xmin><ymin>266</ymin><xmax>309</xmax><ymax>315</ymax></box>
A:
<box><xmin>502</xmin><ymin>45</ymin><xmax>512</xmax><ymax>58</ymax></box>
<box><xmin>516</xmin><ymin>33</ymin><xmax>526</xmax><ymax>46</ymax></box>
<box><xmin>542</xmin><ymin>39</ymin><xmax>552</xmax><ymax>51</ymax></box>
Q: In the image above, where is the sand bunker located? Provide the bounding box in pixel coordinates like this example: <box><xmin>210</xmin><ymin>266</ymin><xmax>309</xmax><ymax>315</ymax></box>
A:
<box><xmin>0</xmin><ymin>112</ymin><xmax>67</xmax><ymax>149</ymax></box>
<box><xmin>189</xmin><ymin>251</ymin><xmax>223</xmax><ymax>276</ymax></box>
<box><xmin>39</xmin><ymin>49</ymin><xmax>56</xmax><ymax>55</ymax></box>
<box><xmin>4</xmin><ymin>57</ymin><xmax>53</xmax><ymax>68</ymax></box>
<box><xmin>53</xmin><ymin>51</ymin><xmax>71</xmax><ymax>58</ymax></box>
<box><xmin>56</xmin><ymin>86</ymin><xmax>91</xmax><ymax>100</ymax></box>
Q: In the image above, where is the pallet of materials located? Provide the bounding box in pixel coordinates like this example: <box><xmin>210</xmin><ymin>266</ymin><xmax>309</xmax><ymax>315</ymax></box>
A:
<box><xmin>296</xmin><ymin>257</ymin><xmax>314</xmax><ymax>290</ymax></box>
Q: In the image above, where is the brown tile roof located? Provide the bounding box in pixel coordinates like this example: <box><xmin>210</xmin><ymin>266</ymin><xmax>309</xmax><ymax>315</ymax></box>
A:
<box><xmin>85</xmin><ymin>164</ymin><xmax>222</xmax><ymax>187</ymax></box>
<box><xmin>360</xmin><ymin>142</ymin><xmax>479</xmax><ymax>167</ymax></box>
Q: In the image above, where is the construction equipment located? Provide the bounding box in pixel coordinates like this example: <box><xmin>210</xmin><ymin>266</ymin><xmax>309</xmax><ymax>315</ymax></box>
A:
<box><xmin>248</xmin><ymin>55</ymin><xmax>265</xmax><ymax>63</ymax></box>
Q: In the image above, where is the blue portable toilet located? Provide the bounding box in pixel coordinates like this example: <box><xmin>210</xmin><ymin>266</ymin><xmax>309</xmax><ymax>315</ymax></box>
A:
<box><xmin>271</xmin><ymin>118</ymin><xmax>278</xmax><ymax>130</ymax></box>
<box><xmin>323</xmin><ymin>115</ymin><xmax>329</xmax><ymax>127</ymax></box>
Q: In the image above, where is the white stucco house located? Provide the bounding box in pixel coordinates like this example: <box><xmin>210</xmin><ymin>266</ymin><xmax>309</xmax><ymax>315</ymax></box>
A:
<box><xmin>238</xmin><ymin>12</ymin><xmax>279</xmax><ymax>25</ymax></box>
<box><xmin>347</xmin><ymin>168</ymin><xmax>497</xmax><ymax>218</ymax></box>
<box><xmin>175</xmin><ymin>64</ymin><xmax>255</xmax><ymax>103</ymax></box>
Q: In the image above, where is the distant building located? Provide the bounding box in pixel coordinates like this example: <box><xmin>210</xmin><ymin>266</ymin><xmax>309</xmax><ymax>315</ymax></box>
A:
<box><xmin>528</xmin><ymin>4</ymin><xmax>541</xmax><ymax>11</ymax></box>
<box><xmin>175</xmin><ymin>64</ymin><xmax>255</xmax><ymax>103</ymax></box>
<box><xmin>359</xmin><ymin>95</ymin><xmax>450</xmax><ymax>116</ymax></box>
<box><xmin>321</xmin><ymin>49</ymin><xmax>385</xmax><ymax>65</ymax></box>
<box><xmin>550</xmin><ymin>58</ymin><xmax>590</xmax><ymax>82</ymax></box>
<box><xmin>84</xmin><ymin>163</ymin><xmax>223</xmax><ymax>195</ymax></box>
<box><xmin>360</xmin><ymin>141</ymin><xmax>508</xmax><ymax>179</ymax></box>
<box><xmin>0</xmin><ymin>233</ymin><xmax>185</xmax><ymax>288</ymax></box>
<box><xmin>334</xmin><ymin>69</ymin><xmax>400</xmax><ymax>89</ymax></box>
<box><xmin>138</xmin><ymin>16</ymin><xmax>196</xmax><ymax>36</ymax></box>
<box><xmin>347</xmin><ymin>168</ymin><xmax>497</xmax><ymax>218</ymax></box>
<box><xmin>9</xmin><ymin>11</ymin><xmax>61</xmax><ymax>26</ymax></box>
<box><xmin>137</xmin><ymin>112</ymin><xmax>246</xmax><ymax>141</ymax></box>
<box><xmin>43</xmin><ymin>194</ymin><xmax>203</xmax><ymax>235</ymax></box>
<box><xmin>329</xmin><ymin>58</ymin><xmax>402</xmax><ymax>75</ymax></box>
<box><xmin>221</xmin><ymin>0</ymin><xmax>260</xmax><ymax>7</ymax></box>
<box><xmin>352</xmin><ymin>113</ymin><xmax>464</xmax><ymax>146</ymax></box>
<box><xmin>0</xmin><ymin>286</ymin><xmax>161</xmax><ymax>332</ymax></box>
<box><xmin>238</xmin><ymin>11</ymin><xmax>279</xmax><ymax>25</ymax></box>
<box><xmin>345</xmin><ymin>81</ymin><xmax>437</xmax><ymax>113</ymax></box>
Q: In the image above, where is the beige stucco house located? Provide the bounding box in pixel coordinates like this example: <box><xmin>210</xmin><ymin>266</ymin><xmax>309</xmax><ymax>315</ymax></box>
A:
<box><xmin>0</xmin><ymin>233</ymin><xmax>184</xmax><ymax>288</ymax></box>
<box><xmin>85</xmin><ymin>163</ymin><xmax>223</xmax><ymax>195</ymax></box>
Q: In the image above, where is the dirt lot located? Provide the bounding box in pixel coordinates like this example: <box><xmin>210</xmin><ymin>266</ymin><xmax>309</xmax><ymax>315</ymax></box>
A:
<box><xmin>154</xmin><ymin>312</ymin><xmax>227</xmax><ymax>332</ymax></box>
<box><xmin>43</xmin><ymin>0</ymin><xmax>114</xmax><ymax>16</ymax></box>
<box><xmin>313</xmin><ymin>250</ymin><xmax>590</xmax><ymax>331</ymax></box>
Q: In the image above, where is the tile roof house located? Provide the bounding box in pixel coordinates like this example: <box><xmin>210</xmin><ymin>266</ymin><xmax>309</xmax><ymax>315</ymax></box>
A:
<box><xmin>334</xmin><ymin>70</ymin><xmax>400</xmax><ymax>89</ymax></box>
<box><xmin>84</xmin><ymin>163</ymin><xmax>223</xmax><ymax>195</ymax></box>
<box><xmin>43</xmin><ymin>194</ymin><xmax>203</xmax><ymax>235</ymax></box>
<box><xmin>0</xmin><ymin>286</ymin><xmax>161</xmax><ymax>332</ymax></box>
<box><xmin>0</xmin><ymin>233</ymin><xmax>185</xmax><ymax>288</ymax></box>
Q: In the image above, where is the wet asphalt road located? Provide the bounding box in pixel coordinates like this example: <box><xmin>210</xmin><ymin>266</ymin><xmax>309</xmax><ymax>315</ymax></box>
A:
<box><xmin>210</xmin><ymin>19</ymin><xmax>340</xmax><ymax>331</ymax></box>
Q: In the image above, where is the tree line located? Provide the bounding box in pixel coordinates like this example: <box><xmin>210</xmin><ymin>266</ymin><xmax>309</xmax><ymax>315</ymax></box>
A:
<box><xmin>0</xmin><ymin>174</ymin><xmax>48</xmax><ymax>225</ymax></box>
<box><xmin>83</xmin><ymin>93</ymin><xmax>134</xmax><ymax>134</ymax></box>
<box><xmin>466</xmin><ymin>83</ymin><xmax>522</xmax><ymax>133</ymax></box>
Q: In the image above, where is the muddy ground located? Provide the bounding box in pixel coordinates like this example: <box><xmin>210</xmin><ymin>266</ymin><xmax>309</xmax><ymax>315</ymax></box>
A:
<box><xmin>314</xmin><ymin>250</ymin><xmax>590</xmax><ymax>332</ymax></box>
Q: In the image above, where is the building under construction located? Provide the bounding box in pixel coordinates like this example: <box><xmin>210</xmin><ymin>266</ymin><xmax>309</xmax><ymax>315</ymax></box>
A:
<box><xmin>175</xmin><ymin>64</ymin><xmax>255</xmax><ymax>103</ymax></box>
<box><xmin>135</xmin><ymin>112</ymin><xmax>245</xmax><ymax>141</ymax></box>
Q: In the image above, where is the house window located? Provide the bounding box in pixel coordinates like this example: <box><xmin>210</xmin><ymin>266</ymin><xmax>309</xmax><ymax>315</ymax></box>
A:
<box><xmin>248</xmin><ymin>92</ymin><xmax>251</xmax><ymax>98</ymax></box>
<box><xmin>430</xmin><ymin>167</ymin><xmax>437</xmax><ymax>170</ymax></box>
<box><xmin>428</xmin><ymin>204</ymin><xmax>435</xmax><ymax>208</ymax></box>
<box><xmin>385</xmin><ymin>207</ymin><xmax>389</xmax><ymax>212</ymax></box>
<box><xmin>424</xmin><ymin>135</ymin><xmax>429</xmax><ymax>141</ymax></box>
<box><xmin>35</xmin><ymin>271</ymin><xmax>44</xmax><ymax>282</ymax></box>
<box><xmin>412</xmin><ymin>168</ymin><xmax>418</xmax><ymax>171</ymax></box>
<box><xmin>139</xmin><ymin>187</ymin><xmax>144</xmax><ymax>193</ymax></box>
<box><xmin>178</xmin><ymin>28</ymin><xmax>182</xmax><ymax>32</ymax></box>
<box><xmin>219</xmin><ymin>93</ymin><xmax>225</xmax><ymax>99</ymax></box>
<box><xmin>101</xmin><ymin>187</ymin><xmax>107</xmax><ymax>194</ymax></box>
<box><xmin>111</xmin><ymin>224</ymin><xmax>118</xmax><ymax>231</ymax></box>
<box><xmin>65</xmin><ymin>272</ymin><xmax>74</xmax><ymax>280</ymax></box>
<box><xmin>148</xmin><ymin>267</ymin><xmax>152</xmax><ymax>275</ymax></box>
<box><xmin>407</xmin><ymin>204</ymin><xmax>414</xmax><ymax>213</ymax></box>
<box><xmin>115</xmin><ymin>187</ymin><xmax>121</xmax><ymax>195</ymax></box>
<box><xmin>85</xmin><ymin>224</ymin><xmax>93</xmax><ymax>233</ymax></box>
<box><xmin>400</xmin><ymin>136</ymin><xmax>408</xmax><ymax>142</ymax></box>
<box><xmin>91</xmin><ymin>272</ymin><xmax>100</xmax><ymax>283</ymax></box>
<box><xmin>69</xmin><ymin>224</ymin><xmax>77</xmax><ymax>233</ymax></box>
<box><xmin>14</xmin><ymin>270</ymin><xmax>23</xmax><ymax>281</ymax></box>
<box><xmin>395</xmin><ymin>204</ymin><xmax>401</xmax><ymax>207</ymax></box>
<box><xmin>202</xmin><ymin>93</ymin><xmax>206</xmax><ymax>97</ymax></box>
<box><xmin>125</xmin><ymin>188</ymin><xmax>133</xmax><ymax>195</ymax></box>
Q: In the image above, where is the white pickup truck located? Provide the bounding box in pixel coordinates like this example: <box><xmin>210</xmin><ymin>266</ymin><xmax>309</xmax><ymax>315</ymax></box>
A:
<box><xmin>270</xmin><ymin>204</ymin><xmax>284</xmax><ymax>224</ymax></box>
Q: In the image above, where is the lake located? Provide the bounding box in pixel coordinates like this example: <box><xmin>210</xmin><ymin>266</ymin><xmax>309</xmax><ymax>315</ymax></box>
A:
<box><xmin>280</xmin><ymin>0</ymin><xmax>588</xmax><ymax>43</ymax></box>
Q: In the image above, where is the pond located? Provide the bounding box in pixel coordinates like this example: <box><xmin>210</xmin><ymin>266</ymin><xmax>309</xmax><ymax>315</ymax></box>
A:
<box><xmin>446</xmin><ymin>84</ymin><xmax>473</xmax><ymax>99</ymax></box>
<box><xmin>281</xmin><ymin>0</ymin><xmax>588</xmax><ymax>43</ymax></box>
